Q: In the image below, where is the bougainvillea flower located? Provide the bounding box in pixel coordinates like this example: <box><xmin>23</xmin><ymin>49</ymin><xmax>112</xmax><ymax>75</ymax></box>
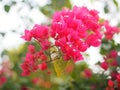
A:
<box><xmin>108</xmin><ymin>80</ymin><xmax>114</xmax><ymax>87</ymax></box>
<box><xmin>103</xmin><ymin>20</ymin><xmax>120</xmax><ymax>40</ymax></box>
<box><xmin>100</xmin><ymin>62</ymin><xmax>108</xmax><ymax>70</ymax></box>
<box><xmin>108</xmin><ymin>50</ymin><xmax>118</xmax><ymax>58</ymax></box>
<box><xmin>38</xmin><ymin>62</ymin><xmax>47</xmax><ymax>71</ymax></box>
<box><xmin>51</xmin><ymin>6</ymin><xmax>102</xmax><ymax>62</ymax></box>
<box><xmin>21</xmin><ymin>6</ymin><xmax>120</xmax><ymax>77</ymax></box>
<box><xmin>28</xmin><ymin>44</ymin><xmax>35</xmax><ymax>53</ymax></box>
<box><xmin>84</xmin><ymin>68</ymin><xmax>92</xmax><ymax>78</ymax></box>
<box><xmin>21</xmin><ymin>30</ymin><xmax>32</xmax><ymax>41</ymax></box>
<box><xmin>117</xmin><ymin>74</ymin><xmax>120</xmax><ymax>83</ymax></box>
<box><xmin>0</xmin><ymin>76</ymin><xmax>7</xmax><ymax>87</ymax></box>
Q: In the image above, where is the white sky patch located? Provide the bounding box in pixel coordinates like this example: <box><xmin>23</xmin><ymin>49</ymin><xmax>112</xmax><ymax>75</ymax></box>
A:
<box><xmin>35</xmin><ymin>0</ymin><xmax>50</xmax><ymax>7</ymax></box>
<box><xmin>1</xmin><ymin>32</ymin><xmax>24</xmax><ymax>50</ymax></box>
<box><xmin>84</xmin><ymin>46</ymin><xmax>103</xmax><ymax>64</ymax></box>
<box><xmin>0</xmin><ymin>3</ymin><xmax>23</xmax><ymax>32</ymax></box>
<box><xmin>113</xmin><ymin>33</ymin><xmax>120</xmax><ymax>44</ymax></box>
<box><xmin>28</xmin><ymin>8</ymin><xmax>47</xmax><ymax>24</ymax></box>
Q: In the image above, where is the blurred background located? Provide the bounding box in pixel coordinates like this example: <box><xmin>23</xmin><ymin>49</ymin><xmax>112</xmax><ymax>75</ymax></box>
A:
<box><xmin>0</xmin><ymin>0</ymin><xmax>120</xmax><ymax>90</ymax></box>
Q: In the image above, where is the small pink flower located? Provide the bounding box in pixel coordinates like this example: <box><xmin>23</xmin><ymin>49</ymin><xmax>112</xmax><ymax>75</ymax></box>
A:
<box><xmin>21</xmin><ymin>62</ymin><xmax>31</xmax><ymax>76</ymax></box>
<box><xmin>103</xmin><ymin>20</ymin><xmax>120</xmax><ymax>40</ymax></box>
<box><xmin>109</xmin><ymin>50</ymin><xmax>118</xmax><ymax>58</ymax></box>
<box><xmin>100</xmin><ymin>62</ymin><xmax>108</xmax><ymax>70</ymax></box>
<box><xmin>28</xmin><ymin>45</ymin><xmax>35</xmax><ymax>53</ymax></box>
<box><xmin>117</xmin><ymin>74</ymin><xmax>120</xmax><ymax>83</ymax></box>
<box><xmin>25</xmin><ymin>53</ymin><xmax>34</xmax><ymax>64</ymax></box>
<box><xmin>38</xmin><ymin>62</ymin><xmax>47</xmax><ymax>71</ymax></box>
<box><xmin>21</xmin><ymin>70</ymin><xmax>30</xmax><ymax>76</ymax></box>
<box><xmin>108</xmin><ymin>80</ymin><xmax>114</xmax><ymax>87</ymax></box>
<box><xmin>32</xmin><ymin>78</ymin><xmax>40</xmax><ymax>85</ymax></box>
<box><xmin>84</xmin><ymin>68</ymin><xmax>92</xmax><ymax>78</ymax></box>
<box><xmin>40</xmin><ymin>40</ymin><xmax>50</xmax><ymax>50</ymax></box>
<box><xmin>31</xmin><ymin>24</ymin><xmax>49</xmax><ymax>40</ymax></box>
<box><xmin>78</xmin><ymin>43</ymin><xmax>88</xmax><ymax>52</ymax></box>
<box><xmin>0</xmin><ymin>76</ymin><xmax>7</xmax><ymax>87</ymax></box>
<box><xmin>117</xmin><ymin>74</ymin><xmax>120</xmax><ymax>89</ymax></box>
<box><xmin>111</xmin><ymin>71</ymin><xmax>118</xmax><ymax>80</ymax></box>
<box><xmin>85</xmin><ymin>34</ymin><xmax>101</xmax><ymax>47</ymax></box>
<box><xmin>40</xmin><ymin>54</ymin><xmax>47</xmax><ymax>61</ymax></box>
<box><xmin>21</xmin><ymin>30</ymin><xmax>32</xmax><ymax>41</ymax></box>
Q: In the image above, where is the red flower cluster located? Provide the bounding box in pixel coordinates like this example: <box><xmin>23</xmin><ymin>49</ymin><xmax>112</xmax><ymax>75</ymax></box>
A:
<box><xmin>32</xmin><ymin>77</ymin><xmax>51</xmax><ymax>88</ymax></box>
<box><xmin>100</xmin><ymin>50</ymin><xmax>118</xmax><ymax>70</ymax></box>
<box><xmin>21</xmin><ymin>24</ymin><xmax>51</xmax><ymax>76</ymax></box>
<box><xmin>0</xmin><ymin>61</ymin><xmax>9</xmax><ymax>87</ymax></box>
<box><xmin>51</xmin><ymin>6</ymin><xmax>102</xmax><ymax>62</ymax></box>
<box><xmin>106</xmin><ymin>80</ymin><xmax>114</xmax><ymax>90</ymax></box>
<box><xmin>100</xmin><ymin>50</ymin><xmax>120</xmax><ymax>90</ymax></box>
<box><xmin>117</xmin><ymin>74</ymin><xmax>120</xmax><ymax>90</ymax></box>
<box><xmin>106</xmin><ymin>74</ymin><xmax>120</xmax><ymax>90</ymax></box>
<box><xmin>22</xmin><ymin>24</ymin><xmax>50</xmax><ymax>50</ymax></box>
<box><xmin>0</xmin><ymin>76</ymin><xmax>7</xmax><ymax>87</ymax></box>
<box><xmin>82</xmin><ymin>68</ymin><xmax>92</xmax><ymax>78</ymax></box>
<box><xmin>21</xmin><ymin>6</ymin><xmax>120</xmax><ymax>76</ymax></box>
<box><xmin>21</xmin><ymin>6</ymin><xmax>105</xmax><ymax>76</ymax></box>
<box><xmin>21</xmin><ymin>45</ymin><xmax>48</xmax><ymax>76</ymax></box>
<box><xmin>103</xmin><ymin>20</ymin><xmax>120</xmax><ymax>40</ymax></box>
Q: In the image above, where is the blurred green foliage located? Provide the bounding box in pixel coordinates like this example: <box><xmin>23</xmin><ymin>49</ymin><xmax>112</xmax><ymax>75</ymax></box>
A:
<box><xmin>0</xmin><ymin>42</ymin><xmax>110</xmax><ymax>90</ymax></box>
<box><xmin>41</xmin><ymin>0</ymin><xmax>71</xmax><ymax>18</ymax></box>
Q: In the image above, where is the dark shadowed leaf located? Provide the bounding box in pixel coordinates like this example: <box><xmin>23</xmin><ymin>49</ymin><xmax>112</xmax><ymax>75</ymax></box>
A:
<box><xmin>0</xmin><ymin>32</ymin><xmax>5</xmax><ymax>37</ymax></box>
<box><xmin>1</xmin><ymin>50</ymin><xmax>7</xmax><ymax>57</ymax></box>
<box><xmin>104</xmin><ymin>5</ymin><xmax>109</xmax><ymax>13</ymax></box>
<box><xmin>4</xmin><ymin>5</ymin><xmax>10</xmax><ymax>12</ymax></box>
<box><xmin>12</xmin><ymin>1</ymin><xmax>16</xmax><ymax>5</ymax></box>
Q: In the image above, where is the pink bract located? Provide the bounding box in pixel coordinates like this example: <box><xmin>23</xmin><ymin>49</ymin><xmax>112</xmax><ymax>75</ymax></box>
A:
<box><xmin>38</xmin><ymin>62</ymin><xmax>48</xmax><ymax>71</ymax></box>
<box><xmin>51</xmin><ymin>6</ymin><xmax>102</xmax><ymax>62</ymax></box>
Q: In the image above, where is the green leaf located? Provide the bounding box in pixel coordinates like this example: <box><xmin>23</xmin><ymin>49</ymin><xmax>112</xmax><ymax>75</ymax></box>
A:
<box><xmin>104</xmin><ymin>5</ymin><xmax>109</xmax><ymax>13</ymax></box>
<box><xmin>41</xmin><ymin>0</ymin><xmax>72</xmax><ymax>18</ymax></box>
<box><xmin>53</xmin><ymin>58</ymin><xmax>73</xmax><ymax>77</ymax></box>
<box><xmin>52</xmin><ymin>0</ymin><xmax>71</xmax><ymax>10</ymax></box>
<box><xmin>1</xmin><ymin>50</ymin><xmax>7</xmax><ymax>57</ymax></box>
<box><xmin>113</xmin><ymin>0</ymin><xmax>118</xmax><ymax>8</ymax></box>
<box><xmin>41</xmin><ymin>5</ymin><xmax>55</xmax><ymax>18</ymax></box>
<box><xmin>4</xmin><ymin>5</ymin><xmax>10</xmax><ymax>12</ymax></box>
<box><xmin>53</xmin><ymin>58</ymin><xmax>67</xmax><ymax>77</ymax></box>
